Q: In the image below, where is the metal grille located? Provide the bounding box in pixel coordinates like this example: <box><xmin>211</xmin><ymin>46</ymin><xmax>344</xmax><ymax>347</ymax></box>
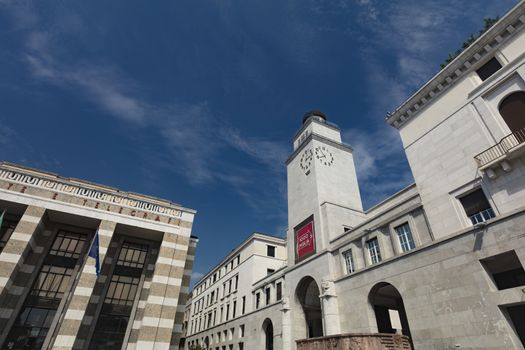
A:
<box><xmin>30</xmin><ymin>265</ymin><xmax>74</xmax><ymax>300</ymax></box>
<box><xmin>103</xmin><ymin>275</ymin><xmax>140</xmax><ymax>307</ymax></box>
<box><xmin>49</xmin><ymin>231</ymin><xmax>87</xmax><ymax>259</ymax></box>
<box><xmin>116</xmin><ymin>241</ymin><xmax>148</xmax><ymax>268</ymax></box>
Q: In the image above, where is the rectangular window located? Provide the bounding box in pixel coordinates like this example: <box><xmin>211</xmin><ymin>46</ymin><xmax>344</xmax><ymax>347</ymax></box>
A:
<box><xmin>342</xmin><ymin>249</ymin><xmax>355</xmax><ymax>273</ymax></box>
<box><xmin>476</xmin><ymin>57</ymin><xmax>502</xmax><ymax>81</ymax></box>
<box><xmin>0</xmin><ymin>212</ymin><xmax>21</xmax><ymax>254</ymax></box>
<box><xmin>395</xmin><ymin>223</ymin><xmax>416</xmax><ymax>252</ymax></box>
<box><xmin>226</xmin><ymin>304</ymin><xmax>230</xmax><ymax>321</ymax></box>
<box><xmin>90</xmin><ymin>241</ymin><xmax>148</xmax><ymax>350</ymax></box>
<box><xmin>267</xmin><ymin>245</ymin><xmax>276</xmax><ymax>257</ymax></box>
<box><xmin>242</xmin><ymin>296</ymin><xmax>246</xmax><ymax>314</ymax></box>
<box><xmin>232</xmin><ymin>300</ymin><xmax>237</xmax><ymax>318</ymax></box>
<box><xmin>367</xmin><ymin>238</ymin><xmax>381</xmax><ymax>264</ymax></box>
<box><xmin>481</xmin><ymin>250</ymin><xmax>525</xmax><ymax>290</ymax></box>
<box><xmin>255</xmin><ymin>293</ymin><xmax>260</xmax><ymax>309</ymax></box>
<box><xmin>276</xmin><ymin>282</ymin><xmax>282</xmax><ymax>301</ymax></box>
<box><xmin>240</xmin><ymin>325</ymin><xmax>245</xmax><ymax>337</ymax></box>
<box><xmin>459</xmin><ymin>189</ymin><xmax>496</xmax><ymax>225</ymax></box>
<box><xmin>267</xmin><ymin>268</ymin><xmax>275</xmax><ymax>275</ymax></box>
<box><xmin>265</xmin><ymin>287</ymin><xmax>271</xmax><ymax>305</ymax></box>
<box><xmin>5</xmin><ymin>230</ymin><xmax>88</xmax><ymax>350</ymax></box>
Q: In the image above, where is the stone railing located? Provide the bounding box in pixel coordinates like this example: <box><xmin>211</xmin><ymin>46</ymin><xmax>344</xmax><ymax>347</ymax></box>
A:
<box><xmin>474</xmin><ymin>127</ymin><xmax>525</xmax><ymax>167</ymax></box>
<box><xmin>296</xmin><ymin>333</ymin><xmax>411</xmax><ymax>350</ymax></box>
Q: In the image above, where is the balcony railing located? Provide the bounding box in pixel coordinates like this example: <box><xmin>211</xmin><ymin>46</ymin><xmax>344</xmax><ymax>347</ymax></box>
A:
<box><xmin>474</xmin><ymin>128</ymin><xmax>525</xmax><ymax>167</ymax></box>
<box><xmin>296</xmin><ymin>333</ymin><xmax>411</xmax><ymax>350</ymax></box>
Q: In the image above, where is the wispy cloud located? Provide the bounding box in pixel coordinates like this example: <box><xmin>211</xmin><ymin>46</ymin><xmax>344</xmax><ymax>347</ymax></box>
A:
<box><xmin>351</xmin><ymin>0</ymin><xmax>517</xmax><ymax>113</ymax></box>
<box><xmin>2</xmin><ymin>2</ymin><xmax>289</xmax><ymax>222</ymax></box>
<box><xmin>342</xmin><ymin>126</ymin><xmax>413</xmax><ymax>208</ymax></box>
<box><xmin>190</xmin><ymin>271</ymin><xmax>205</xmax><ymax>287</ymax></box>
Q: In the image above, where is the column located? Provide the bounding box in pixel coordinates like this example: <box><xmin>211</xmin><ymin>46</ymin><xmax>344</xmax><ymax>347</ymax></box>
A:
<box><xmin>280</xmin><ymin>297</ymin><xmax>292</xmax><ymax>350</ymax></box>
<box><xmin>319</xmin><ymin>280</ymin><xmax>341</xmax><ymax>335</ymax></box>
<box><xmin>51</xmin><ymin>220</ymin><xmax>117</xmax><ymax>350</ymax></box>
<box><xmin>169</xmin><ymin>237</ymin><xmax>197</xmax><ymax>349</ymax></box>
<box><xmin>135</xmin><ymin>232</ymin><xmax>190</xmax><ymax>350</ymax></box>
<box><xmin>0</xmin><ymin>205</ymin><xmax>46</xmax><ymax>298</ymax></box>
<box><xmin>0</xmin><ymin>206</ymin><xmax>46</xmax><ymax>345</ymax></box>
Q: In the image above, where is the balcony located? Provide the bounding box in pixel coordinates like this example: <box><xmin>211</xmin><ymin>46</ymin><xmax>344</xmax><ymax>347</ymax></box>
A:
<box><xmin>474</xmin><ymin>128</ymin><xmax>525</xmax><ymax>173</ymax></box>
<box><xmin>296</xmin><ymin>333</ymin><xmax>411</xmax><ymax>350</ymax></box>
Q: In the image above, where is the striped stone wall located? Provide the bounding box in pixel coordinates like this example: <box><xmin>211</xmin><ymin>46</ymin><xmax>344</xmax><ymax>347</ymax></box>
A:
<box><xmin>170</xmin><ymin>236</ymin><xmax>198</xmax><ymax>350</ymax></box>
<box><xmin>132</xmin><ymin>232</ymin><xmax>191</xmax><ymax>350</ymax></box>
<box><xmin>0</xmin><ymin>205</ymin><xmax>48</xmax><ymax>344</ymax></box>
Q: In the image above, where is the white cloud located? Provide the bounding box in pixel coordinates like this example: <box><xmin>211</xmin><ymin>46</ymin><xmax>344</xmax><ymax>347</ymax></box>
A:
<box><xmin>342</xmin><ymin>125</ymin><xmax>414</xmax><ymax>207</ymax></box>
<box><xmin>4</xmin><ymin>3</ymin><xmax>289</xmax><ymax>219</ymax></box>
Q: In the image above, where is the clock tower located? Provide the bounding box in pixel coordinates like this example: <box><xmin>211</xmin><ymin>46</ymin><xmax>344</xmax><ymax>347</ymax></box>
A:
<box><xmin>286</xmin><ymin>111</ymin><xmax>365</xmax><ymax>265</ymax></box>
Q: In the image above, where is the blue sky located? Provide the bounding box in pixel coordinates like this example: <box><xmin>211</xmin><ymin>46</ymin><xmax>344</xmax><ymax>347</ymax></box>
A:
<box><xmin>0</xmin><ymin>0</ymin><xmax>518</xmax><ymax>284</ymax></box>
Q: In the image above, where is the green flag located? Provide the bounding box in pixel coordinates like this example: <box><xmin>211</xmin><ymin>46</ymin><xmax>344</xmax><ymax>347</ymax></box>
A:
<box><xmin>0</xmin><ymin>210</ymin><xmax>5</xmax><ymax>230</ymax></box>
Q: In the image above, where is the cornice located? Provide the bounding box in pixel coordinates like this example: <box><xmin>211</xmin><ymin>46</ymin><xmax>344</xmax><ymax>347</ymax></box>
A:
<box><xmin>386</xmin><ymin>1</ymin><xmax>525</xmax><ymax>129</ymax></box>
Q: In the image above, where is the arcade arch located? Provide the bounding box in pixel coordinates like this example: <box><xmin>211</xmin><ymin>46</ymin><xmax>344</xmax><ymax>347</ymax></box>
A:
<box><xmin>296</xmin><ymin>276</ymin><xmax>323</xmax><ymax>338</ymax></box>
<box><xmin>369</xmin><ymin>282</ymin><xmax>413</xmax><ymax>347</ymax></box>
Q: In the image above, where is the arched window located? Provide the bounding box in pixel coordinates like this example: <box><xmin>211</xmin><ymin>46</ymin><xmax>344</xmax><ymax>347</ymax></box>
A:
<box><xmin>499</xmin><ymin>91</ymin><xmax>525</xmax><ymax>134</ymax></box>
<box><xmin>262</xmin><ymin>318</ymin><xmax>274</xmax><ymax>350</ymax></box>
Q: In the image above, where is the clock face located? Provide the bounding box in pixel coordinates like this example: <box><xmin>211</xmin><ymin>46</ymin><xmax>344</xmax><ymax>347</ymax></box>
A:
<box><xmin>315</xmin><ymin>146</ymin><xmax>334</xmax><ymax>166</ymax></box>
<box><xmin>300</xmin><ymin>149</ymin><xmax>313</xmax><ymax>173</ymax></box>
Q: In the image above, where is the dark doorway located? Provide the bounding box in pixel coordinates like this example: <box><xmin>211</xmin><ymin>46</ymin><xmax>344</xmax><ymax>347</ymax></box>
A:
<box><xmin>499</xmin><ymin>91</ymin><xmax>525</xmax><ymax>139</ymax></box>
<box><xmin>263</xmin><ymin>318</ymin><xmax>274</xmax><ymax>350</ymax></box>
<box><xmin>506</xmin><ymin>304</ymin><xmax>525</xmax><ymax>346</ymax></box>
<box><xmin>369</xmin><ymin>282</ymin><xmax>413</xmax><ymax>348</ymax></box>
<box><xmin>296</xmin><ymin>276</ymin><xmax>323</xmax><ymax>338</ymax></box>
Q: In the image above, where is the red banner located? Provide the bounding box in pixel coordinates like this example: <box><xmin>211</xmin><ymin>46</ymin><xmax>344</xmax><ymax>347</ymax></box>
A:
<box><xmin>296</xmin><ymin>219</ymin><xmax>315</xmax><ymax>260</ymax></box>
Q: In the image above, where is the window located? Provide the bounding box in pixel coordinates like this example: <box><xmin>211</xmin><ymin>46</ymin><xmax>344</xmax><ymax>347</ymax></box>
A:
<box><xmin>0</xmin><ymin>211</ymin><xmax>21</xmax><ymax>253</ymax></box>
<box><xmin>5</xmin><ymin>230</ymin><xmax>88</xmax><ymax>350</ymax></box>
<box><xmin>256</xmin><ymin>293</ymin><xmax>261</xmax><ymax>309</ymax></box>
<box><xmin>459</xmin><ymin>189</ymin><xmax>496</xmax><ymax>225</ymax></box>
<box><xmin>395</xmin><ymin>223</ymin><xmax>416</xmax><ymax>252</ymax></box>
<box><xmin>239</xmin><ymin>325</ymin><xmax>245</xmax><ymax>337</ymax></box>
<box><xmin>226</xmin><ymin>304</ymin><xmax>230</xmax><ymax>321</ymax></box>
<box><xmin>267</xmin><ymin>245</ymin><xmax>275</xmax><ymax>257</ymax></box>
<box><xmin>342</xmin><ymin>249</ymin><xmax>355</xmax><ymax>274</ymax></box>
<box><xmin>232</xmin><ymin>300</ymin><xmax>237</xmax><ymax>318</ymax></box>
<box><xmin>242</xmin><ymin>296</ymin><xmax>246</xmax><ymax>314</ymax></box>
<box><xmin>476</xmin><ymin>57</ymin><xmax>502</xmax><ymax>81</ymax></box>
<box><xmin>267</xmin><ymin>268</ymin><xmax>275</xmax><ymax>275</ymax></box>
<box><xmin>90</xmin><ymin>241</ymin><xmax>148</xmax><ymax>350</ymax></box>
<box><xmin>499</xmin><ymin>91</ymin><xmax>525</xmax><ymax>136</ymax></box>
<box><xmin>367</xmin><ymin>238</ymin><xmax>381</xmax><ymax>264</ymax></box>
<box><xmin>276</xmin><ymin>282</ymin><xmax>282</xmax><ymax>301</ymax></box>
<box><xmin>503</xmin><ymin>304</ymin><xmax>525</xmax><ymax>346</ymax></box>
<box><xmin>265</xmin><ymin>287</ymin><xmax>271</xmax><ymax>305</ymax></box>
<box><xmin>481</xmin><ymin>250</ymin><xmax>525</xmax><ymax>290</ymax></box>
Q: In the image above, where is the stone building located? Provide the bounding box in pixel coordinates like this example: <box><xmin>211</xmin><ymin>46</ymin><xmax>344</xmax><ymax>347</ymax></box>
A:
<box><xmin>183</xmin><ymin>233</ymin><xmax>286</xmax><ymax>349</ymax></box>
<box><xmin>0</xmin><ymin>162</ymin><xmax>197</xmax><ymax>350</ymax></box>
<box><xmin>185</xmin><ymin>1</ymin><xmax>525</xmax><ymax>349</ymax></box>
